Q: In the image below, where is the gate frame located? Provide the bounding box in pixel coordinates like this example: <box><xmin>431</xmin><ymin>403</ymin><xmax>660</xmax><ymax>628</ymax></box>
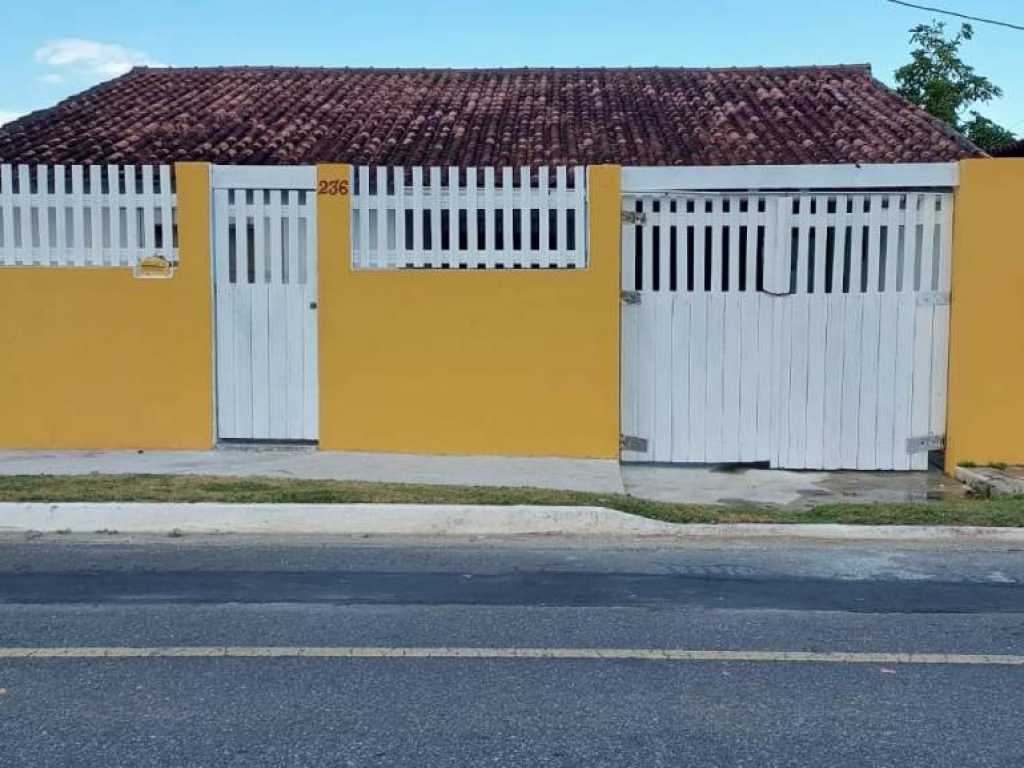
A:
<box><xmin>209</xmin><ymin>164</ymin><xmax>319</xmax><ymax>443</ymax></box>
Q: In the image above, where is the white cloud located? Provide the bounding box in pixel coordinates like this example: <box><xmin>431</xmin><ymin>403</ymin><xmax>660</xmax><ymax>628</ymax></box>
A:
<box><xmin>0</xmin><ymin>111</ymin><xmax>23</xmax><ymax>126</ymax></box>
<box><xmin>34</xmin><ymin>38</ymin><xmax>164</xmax><ymax>79</ymax></box>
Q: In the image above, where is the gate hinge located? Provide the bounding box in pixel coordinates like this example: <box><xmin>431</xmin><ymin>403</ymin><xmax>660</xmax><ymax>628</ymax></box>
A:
<box><xmin>917</xmin><ymin>292</ymin><xmax>951</xmax><ymax>307</ymax></box>
<box><xmin>907</xmin><ymin>434</ymin><xmax>945</xmax><ymax>453</ymax></box>
<box><xmin>620</xmin><ymin>434</ymin><xmax>649</xmax><ymax>452</ymax></box>
<box><xmin>621</xmin><ymin>290</ymin><xmax>642</xmax><ymax>305</ymax></box>
<box><xmin>621</xmin><ymin>210</ymin><xmax>647</xmax><ymax>225</ymax></box>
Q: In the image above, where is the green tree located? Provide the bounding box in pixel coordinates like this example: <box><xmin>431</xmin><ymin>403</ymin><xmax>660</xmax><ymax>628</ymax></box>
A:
<box><xmin>895</xmin><ymin>21</ymin><xmax>1016</xmax><ymax>154</ymax></box>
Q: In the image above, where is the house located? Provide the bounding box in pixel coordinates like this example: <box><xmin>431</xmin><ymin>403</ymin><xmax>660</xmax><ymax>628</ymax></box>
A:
<box><xmin>0</xmin><ymin>65</ymin><xmax>1019</xmax><ymax>472</ymax></box>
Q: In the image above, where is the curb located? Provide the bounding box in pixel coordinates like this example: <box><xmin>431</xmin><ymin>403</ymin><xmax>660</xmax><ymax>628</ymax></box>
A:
<box><xmin>2</xmin><ymin>502</ymin><xmax>1024</xmax><ymax>543</ymax></box>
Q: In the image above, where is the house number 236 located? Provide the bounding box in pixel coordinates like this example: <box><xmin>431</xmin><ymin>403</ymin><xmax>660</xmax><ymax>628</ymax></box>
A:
<box><xmin>317</xmin><ymin>180</ymin><xmax>349</xmax><ymax>195</ymax></box>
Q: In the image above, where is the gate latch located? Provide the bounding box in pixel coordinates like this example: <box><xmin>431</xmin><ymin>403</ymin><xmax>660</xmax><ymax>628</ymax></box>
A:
<box><xmin>907</xmin><ymin>434</ymin><xmax>944</xmax><ymax>453</ymax></box>
<box><xmin>621</xmin><ymin>210</ymin><xmax>647</xmax><ymax>225</ymax></box>
<box><xmin>620</xmin><ymin>434</ymin><xmax>649</xmax><ymax>452</ymax></box>
<box><xmin>621</xmin><ymin>291</ymin><xmax>642</xmax><ymax>305</ymax></box>
<box><xmin>309</xmin><ymin>302</ymin><xmax>318</xmax><ymax>310</ymax></box>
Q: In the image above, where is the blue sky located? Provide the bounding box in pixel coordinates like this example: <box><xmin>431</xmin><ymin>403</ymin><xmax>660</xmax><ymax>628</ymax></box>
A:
<box><xmin>3</xmin><ymin>0</ymin><xmax>1023</xmax><ymax>134</ymax></box>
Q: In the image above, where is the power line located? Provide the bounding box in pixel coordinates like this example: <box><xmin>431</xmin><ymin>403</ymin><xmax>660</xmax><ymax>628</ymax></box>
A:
<box><xmin>886</xmin><ymin>0</ymin><xmax>1024</xmax><ymax>31</ymax></box>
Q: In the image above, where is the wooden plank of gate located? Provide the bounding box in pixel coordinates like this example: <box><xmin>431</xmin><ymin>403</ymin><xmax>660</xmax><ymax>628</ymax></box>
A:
<box><xmin>722</xmin><ymin>292</ymin><xmax>742</xmax><ymax>460</ymax></box>
<box><xmin>689</xmin><ymin>293</ymin><xmax>708</xmax><ymax>462</ymax></box>
<box><xmin>105</xmin><ymin>165</ymin><xmax>121</xmax><ymax>266</ymax></box>
<box><xmin>159</xmin><ymin>165</ymin><xmax>174</xmax><ymax>264</ymax></box>
<box><xmin>88</xmin><ymin>166</ymin><xmax>103</xmax><ymax>266</ymax></box>
<box><xmin>671</xmin><ymin>293</ymin><xmax>691</xmax><ymax>461</ymax></box>
<box><xmin>930</xmin><ymin>195</ymin><xmax>953</xmax><ymax>450</ymax></box>
<box><xmin>771</xmin><ymin>290</ymin><xmax>792</xmax><ymax>467</ymax></box>
<box><xmin>0</xmin><ymin>165</ymin><xmax>13</xmax><ymax>264</ymax></box>
<box><xmin>804</xmin><ymin>196</ymin><xmax>829</xmax><ymax>469</ymax></box>
<box><xmin>53</xmin><ymin>165</ymin><xmax>68</xmax><ymax>264</ymax></box>
<box><xmin>213</xmin><ymin>188</ymin><xmax>234</xmax><ymax>439</ymax></box>
<box><xmin>357</xmin><ymin>167</ymin><xmax>370</xmax><ymax>268</ymax></box>
<box><xmin>840</xmin><ymin>294</ymin><xmax>863</xmax><ymax>469</ymax></box>
<box><xmin>705</xmin><ymin>293</ymin><xmax>725</xmax><ymax>461</ymax></box>
<box><xmin>267</xmin><ymin>189</ymin><xmax>287</xmax><ymax>440</ymax></box>
<box><xmin>822</xmin><ymin>296</ymin><xmax>846</xmax><ymax>469</ymax></box>
<box><xmin>395</xmin><ymin>166</ymin><xmax>407</xmax><ymax>267</ymax></box>
<box><xmin>755</xmin><ymin>293</ymin><xmax>773</xmax><ymax>461</ymax></box>
<box><xmin>69</xmin><ymin>166</ymin><xmax>84</xmax><ymax>266</ymax></box>
<box><xmin>234</xmin><ymin>193</ymin><xmax>254</xmax><ymax>439</ymax></box>
<box><xmin>574</xmin><ymin>166</ymin><xmax>586</xmax><ymax>269</ymax></box>
<box><xmin>620</xmin><ymin>214</ymin><xmax>638</xmax><ymax>459</ymax></box>
<box><xmin>892</xmin><ymin>292</ymin><xmax>917</xmax><ymax>471</ymax></box>
<box><xmin>738</xmin><ymin>291</ymin><xmax>759</xmax><ymax>462</ymax></box>
<box><xmin>875</xmin><ymin>293</ymin><xmax>899</xmax><ymax>468</ymax></box>
<box><xmin>910</xmin><ymin>299</ymin><xmax>934</xmax><ymax>471</ymax></box>
<box><xmin>653</xmin><ymin>293</ymin><xmax>673</xmax><ymax>461</ymax></box>
<box><xmin>141</xmin><ymin>165</ymin><xmax>155</xmax><ymax>260</ymax></box>
<box><xmin>857</xmin><ymin>292</ymin><xmax>881</xmax><ymax>469</ymax></box>
<box><xmin>556</xmin><ymin>166</ymin><xmax>568</xmax><ymax>269</ymax></box>
<box><xmin>502</xmin><ymin>167</ymin><xmax>514</xmax><ymax>268</ymax></box>
<box><xmin>637</xmin><ymin>282</ymin><xmax>657</xmax><ymax>462</ymax></box>
<box><xmin>302</xmin><ymin>193</ymin><xmax>319</xmax><ymax>440</ymax></box>
<box><xmin>788</xmin><ymin>293</ymin><xmax>810</xmax><ymax>468</ymax></box>
<box><xmin>250</xmin><ymin>189</ymin><xmax>271</xmax><ymax>438</ymax></box>
<box><xmin>285</xmin><ymin>190</ymin><xmax>304</xmax><ymax>440</ymax></box>
<box><xmin>17</xmin><ymin>166</ymin><xmax>33</xmax><ymax>264</ymax></box>
<box><xmin>36</xmin><ymin>164</ymin><xmax>52</xmax><ymax>265</ymax></box>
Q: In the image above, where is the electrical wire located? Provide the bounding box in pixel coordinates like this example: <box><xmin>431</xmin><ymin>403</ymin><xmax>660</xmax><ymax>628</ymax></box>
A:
<box><xmin>886</xmin><ymin>0</ymin><xmax>1024</xmax><ymax>31</ymax></box>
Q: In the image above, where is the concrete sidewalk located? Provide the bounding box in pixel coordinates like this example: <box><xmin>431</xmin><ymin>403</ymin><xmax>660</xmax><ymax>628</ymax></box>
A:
<box><xmin>0</xmin><ymin>449</ymin><xmax>968</xmax><ymax>507</ymax></box>
<box><xmin>0</xmin><ymin>449</ymin><xmax>625</xmax><ymax>494</ymax></box>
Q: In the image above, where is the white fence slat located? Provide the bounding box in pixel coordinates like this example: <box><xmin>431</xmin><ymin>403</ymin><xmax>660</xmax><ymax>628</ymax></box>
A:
<box><xmin>377</xmin><ymin>167</ymin><xmax>391</xmax><ymax>268</ymax></box>
<box><xmin>448</xmin><ymin>167</ymin><xmax>460</xmax><ymax>266</ymax></box>
<box><xmin>394</xmin><ymin>167</ymin><xmax>407</xmax><ymax>267</ymax></box>
<box><xmin>555</xmin><ymin>166</ymin><xmax>568</xmax><ymax>267</ymax></box>
<box><xmin>89</xmin><ymin>166</ymin><xmax>103</xmax><ymax>265</ymax></box>
<box><xmin>37</xmin><ymin>164</ymin><xmax>52</xmax><ymax>265</ymax></box>
<box><xmin>709</xmin><ymin>197</ymin><xmax>723</xmax><ymax>293</ymax></box>
<box><xmin>411</xmin><ymin>167</ymin><xmax>424</xmax><ymax>267</ymax></box>
<box><xmin>429</xmin><ymin>167</ymin><xmax>442</xmax><ymax>267</ymax></box>
<box><xmin>573</xmin><ymin>166</ymin><xmax>586</xmax><ymax>269</ymax></box>
<box><xmin>70</xmin><ymin>166</ymin><xmax>84</xmax><ymax>266</ymax></box>
<box><xmin>17</xmin><ymin>166</ymin><xmax>32</xmax><ymax>264</ymax></box>
<box><xmin>658</xmin><ymin>198</ymin><xmax>670</xmax><ymax>293</ymax></box>
<box><xmin>53</xmin><ymin>165</ymin><xmax>67</xmax><ymax>263</ymax></box>
<box><xmin>159</xmin><ymin>165</ymin><xmax>174</xmax><ymax>262</ymax></box>
<box><xmin>787</xmin><ymin>294</ymin><xmax>809</xmax><ymax>466</ymax></box>
<box><xmin>141</xmin><ymin>165</ymin><xmax>155</xmax><ymax>257</ymax></box>
<box><xmin>693</xmin><ymin>198</ymin><xmax>706</xmax><ymax>292</ymax></box>
<box><xmin>882</xmin><ymin>193</ymin><xmax>899</xmax><ymax>293</ymax></box>
<box><xmin>501</xmin><ymin>167</ymin><xmax>514</xmax><ymax>267</ymax></box>
<box><xmin>538</xmin><ymin>166</ymin><xmax>550</xmax><ymax>267</ymax></box>
<box><xmin>637</xmin><ymin>294</ymin><xmax>657</xmax><ymax>460</ymax></box>
<box><xmin>106</xmin><ymin>165</ymin><xmax>121</xmax><ymax>266</ymax></box>
<box><xmin>847</xmin><ymin>195</ymin><xmax>865</xmax><ymax>294</ymax></box>
<box><xmin>357</xmin><ymin>166</ymin><xmax>371</xmax><ymax>269</ymax></box>
<box><xmin>467</xmin><ymin>167</ymin><xmax>479</xmax><ymax>264</ymax></box>
<box><xmin>123</xmin><ymin>165</ymin><xmax>138</xmax><ymax>268</ymax></box>
<box><xmin>910</xmin><ymin>302</ymin><xmax>934</xmax><ymax>470</ymax></box>
<box><xmin>1</xmin><ymin>165</ymin><xmax>15</xmax><ymax>264</ymax></box>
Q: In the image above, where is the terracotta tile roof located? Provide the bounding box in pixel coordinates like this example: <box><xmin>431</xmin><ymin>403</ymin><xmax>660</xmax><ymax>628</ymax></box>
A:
<box><xmin>995</xmin><ymin>139</ymin><xmax>1024</xmax><ymax>157</ymax></box>
<box><xmin>0</xmin><ymin>65</ymin><xmax>979</xmax><ymax>166</ymax></box>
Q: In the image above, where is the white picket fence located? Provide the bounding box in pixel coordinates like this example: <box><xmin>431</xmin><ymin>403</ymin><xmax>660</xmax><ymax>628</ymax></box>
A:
<box><xmin>0</xmin><ymin>164</ymin><xmax>177</xmax><ymax>267</ymax></box>
<box><xmin>620</xmin><ymin>173</ymin><xmax>955</xmax><ymax>470</ymax></box>
<box><xmin>351</xmin><ymin>166</ymin><xmax>587</xmax><ymax>269</ymax></box>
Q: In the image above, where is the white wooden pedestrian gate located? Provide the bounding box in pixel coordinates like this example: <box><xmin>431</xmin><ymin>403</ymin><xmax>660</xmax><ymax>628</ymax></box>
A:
<box><xmin>620</xmin><ymin>166</ymin><xmax>955</xmax><ymax>470</ymax></box>
<box><xmin>211</xmin><ymin>166</ymin><xmax>318</xmax><ymax>442</ymax></box>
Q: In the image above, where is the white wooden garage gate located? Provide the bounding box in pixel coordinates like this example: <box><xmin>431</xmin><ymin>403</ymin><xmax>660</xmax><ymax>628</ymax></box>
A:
<box><xmin>620</xmin><ymin>164</ymin><xmax>956</xmax><ymax>470</ymax></box>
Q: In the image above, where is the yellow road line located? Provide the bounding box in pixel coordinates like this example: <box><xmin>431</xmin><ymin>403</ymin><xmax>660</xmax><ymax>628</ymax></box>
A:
<box><xmin>0</xmin><ymin>647</ymin><xmax>1023</xmax><ymax>665</ymax></box>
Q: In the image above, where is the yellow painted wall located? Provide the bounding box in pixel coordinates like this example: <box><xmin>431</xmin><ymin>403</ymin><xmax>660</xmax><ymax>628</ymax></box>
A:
<box><xmin>0</xmin><ymin>162</ymin><xmax>213</xmax><ymax>449</ymax></box>
<box><xmin>945</xmin><ymin>158</ymin><xmax>1024</xmax><ymax>470</ymax></box>
<box><xmin>318</xmin><ymin>164</ymin><xmax>621</xmax><ymax>458</ymax></box>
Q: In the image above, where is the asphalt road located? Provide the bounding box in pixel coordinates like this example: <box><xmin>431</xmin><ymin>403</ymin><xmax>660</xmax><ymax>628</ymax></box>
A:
<box><xmin>1</xmin><ymin>532</ymin><xmax>1023</xmax><ymax>767</ymax></box>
